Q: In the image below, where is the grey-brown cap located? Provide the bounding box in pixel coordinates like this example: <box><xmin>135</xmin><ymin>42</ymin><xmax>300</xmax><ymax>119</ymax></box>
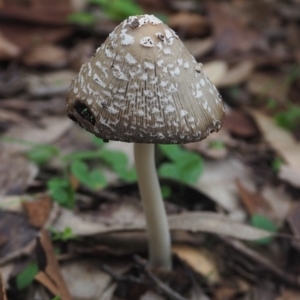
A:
<box><xmin>66</xmin><ymin>14</ymin><xmax>225</xmax><ymax>144</ymax></box>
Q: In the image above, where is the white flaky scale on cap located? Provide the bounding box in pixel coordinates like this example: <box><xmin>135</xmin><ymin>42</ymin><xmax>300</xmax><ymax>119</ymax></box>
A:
<box><xmin>66</xmin><ymin>14</ymin><xmax>225</xmax><ymax>144</ymax></box>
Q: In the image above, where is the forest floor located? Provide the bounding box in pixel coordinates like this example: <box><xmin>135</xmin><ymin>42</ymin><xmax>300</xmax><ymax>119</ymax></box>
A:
<box><xmin>1</xmin><ymin>0</ymin><xmax>300</xmax><ymax>299</ymax></box>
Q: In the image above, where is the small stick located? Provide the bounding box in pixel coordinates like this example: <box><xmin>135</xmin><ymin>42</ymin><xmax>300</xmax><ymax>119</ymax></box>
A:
<box><xmin>101</xmin><ymin>264</ymin><xmax>145</xmax><ymax>284</ymax></box>
<box><xmin>134</xmin><ymin>256</ymin><xmax>189</xmax><ymax>300</ymax></box>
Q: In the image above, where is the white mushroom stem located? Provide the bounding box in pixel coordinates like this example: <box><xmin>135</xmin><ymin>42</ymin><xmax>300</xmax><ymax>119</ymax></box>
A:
<box><xmin>134</xmin><ymin>143</ymin><xmax>172</xmax><ymax>270</ymax></box>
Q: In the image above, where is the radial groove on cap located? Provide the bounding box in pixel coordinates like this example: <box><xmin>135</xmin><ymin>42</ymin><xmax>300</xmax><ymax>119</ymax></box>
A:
<box><xmin>66</xmin><ymin>14</ymin><xmax>225</xmax><ymax>144</ymax></box>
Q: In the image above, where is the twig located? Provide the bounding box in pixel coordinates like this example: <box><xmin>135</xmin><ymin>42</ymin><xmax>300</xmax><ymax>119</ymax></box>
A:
<box><xmin>101</xmin><ymin>264</ymin><xmax>145</xmax><ymax>284</ymax></box>
<box><xmin>222</xmin><ymin>238</ymin><xmax>300</xmax><ymax>287</ymax></box>
<box><xmin>134</xmin><ymin>256</ymin><xmax>189</xmax><ymax>300</ymax></box>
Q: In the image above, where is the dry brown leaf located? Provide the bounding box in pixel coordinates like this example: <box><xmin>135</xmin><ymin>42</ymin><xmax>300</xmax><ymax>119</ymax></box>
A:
<box><xmin>203</xmin><ymin>60</ymin><xmax>228</xmax><ymax>87</ymax></box>
<box><xmin>218</xmin><ymin>60</ymin><xmax>255</xmax><ymax>87</ymax></box>
<box><xmin>236</xmin><ymin>180</ymin><xmax>273</xmax><ymax>218</ymax></box>
<box><xmin>1</xmin><ymin>0</ymin><xmax>72</xmax><ymax>25</ymax></box>
<box><xmin>279</xmin><ymin>166</ymin><xmax>300</xmax><ymax>188</ymax></box>
<box><xmin>0</xmin><ymin>33</ymin><xmax>20</xmax><ymax>60</ymax></box>
<box><xmin>275</xmin><ymin>290</ymin><xmax>300</xmax><ymax>300</ymax></box>
<box><xmin>22</xmin><ymin>44</ymin><xmax>68</xmax><ymax>68</ymax></box>
<box><xmin>0</xmin><ymin>107</ymin><xmax>31</xmax><ymax>126</ymax></box>
<box><xmin>261</xmin><ymin>185</ymin><xmax>292</xmax><ymax>224</ymax></box>
<box><xmin>23</xmin><ymin>195</ymin><xmax>52</xmax><ymax>228</ymax></box>
<box><xmin>140</xmin><ymin>290</ymin><xmax>166</xmax><ymax>300</ymax></box>
<box><xmin>0</xmin><ymin>22</ymin><xmax>72</xmax><ymax>52</ymax></box>
<box><xmin>195</xmin><ymin>157</ymin><xmax>253</xmax><ymax>220</ymax></box>
<box><xmin>26</xmin><ymin>70</ymin><xmax>76</xmax><ymax>96</ymax></box>
<box><xmin>247</xmin><ymin>72</ymin><xmax>289</xmax><ymax>102</ymax></box>
<box><xmin>36</xmin><ymin>229</ymin><xmax>72</xmax><ymax>300</ymax></box>
<box><xmin>69</xmin><ymin>41</ymin><xmax>95</xmax><ymax>70</ymax></box>
<box><xmin>250</xmin><ymin>110</ymin><xmax>300</xmax><ymax>187</ymax></box>
<box><xmin>61</xmin><ymin>259</ymin><xmax>125</xmax><ymax>300</ymax></box>
<box><xmin>207</xmin><ymin>1</ymin><xmax>265</xmax><ymax>55</ymax></box>
<box><xmin>184</xmin><ymin>129</ymin><xmax>231</xmax><ymax>159</ymax></box>
<box><xmin>168</xmin><ymin>12</ymin><xmax>209</xmax><ymax>37</ymax></box>
<box><xmin>214</xmin><ymin>279</ymin><xmax>250</xmax><ymax>300</ymax></box>
<box><xmin>0</xmin><ymin>211</ymin><xmax>38</xmax><ymax>265</ymax></box>
<box><xmin>4</xmin><ymin>116</ymin><xmax>73</xmax><ymax>152</ymax></box>
<box><xmin>184</xmin><ymin>38</ymin><xmax>214</xmax><ymax>59</ymax></box>
<box><xmin>35</xmin><ymin>272</ymin><xmax>60</xmax><ymax>296</ymax></box>
<box><xmin>168</xmin><ymin>212</ymin><xmax>273</xmax><ymax>240</ymax></box>
<box><xmin>0</xmin><ymin>269</ymin><xmax>7</xmax><ymax>300</ymax></box>
<box><xmin>223</xmin><ymin>110</ymin><xmax>258</xmax><ymax>137</ymax></box>
<box><xmin>0</xmin><ymin>148</ymin><xmax>38</xmax><ymax>196</ymax></box>
<box><xmin>52</xmin><ymin>208</ymin><xmax>274</xmax><ymax>241</ymax></box>
<box><xmin>172</xmin><ymin>244</ymin><xmax>220</xmax><ymax>284</ymax></box>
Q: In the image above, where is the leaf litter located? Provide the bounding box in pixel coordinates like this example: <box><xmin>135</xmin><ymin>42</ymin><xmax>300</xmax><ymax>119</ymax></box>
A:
<box><xmin>1</xmin><ymin>0</ymin><xmax>300</xmax><ymax>299</ymax></box>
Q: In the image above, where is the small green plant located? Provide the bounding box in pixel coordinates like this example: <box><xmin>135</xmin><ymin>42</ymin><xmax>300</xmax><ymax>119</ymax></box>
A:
<box><xmin>251</xmin><ymin>213</ymin><xmax>277</xmax><ymax>245</ymax></box>
<box><xmin>271</xmin><ymin>157</ymin><xmax>284</xmax><ymax>173</ymax></box>
<box><xmin>71</xmin><ymin>160</ymin><xmax>107</xmax><ymax>190</ymax></box>
<box><xmin>2</xmin><ymin>136</ymin><xmax>136</xmax><ymax>209</ymax></box>
<box><xmin>48</xmin><ymin>227</ymin><xmax>76</xmax><ymax>242</ymax></box>
<box><xmin>161</xmin><ymin>184</ymin><xmax>172</xmax><ymax>199</ymax></box>
<box><xmin>68</xmin><ymin>0</ymin><xmax>144</xmax><ymax>25</ymax></box>
<box><xmin>274</xmin><ymin>104</ymin><xmax>300</xmax><ymax>131</ymax></box>
<box><xmin>47</xmin><ymin>177</ymin><xmax>75</xmax><ymax>209</ymax></box>
<box><xmin>51</xmin><ymin>296</ymin><xmax>61</xmax><ymax>300</ymax></box>
<box><xmin>16</xmin><ymin>261</ymin><xmax>39</xmax><ymax>290</ymax></box>
<box><xmin>99</xmin><ymin>149</ymin><xmax>137</xmax><ymax>182</ymax></box>
<box><xmin>158</xmin><ymin>145</ymin><xmax>204</xmax><ymax>185</ymax></box>
<box><xmin>208</xmin><ymin>140</ymin><xmax>225</xmax><ymax>149</ymax></box>
<box><xmin>67</xmin><ymin>12</ymin><xmax>96</xmax><ymax>25</ymax></box>
<box><xmin>89</xmin><ymin>0</ymin><xmax>143</xmax><ymax>21</ymax></box>
<box><xmin>26</xmin><ymin>144</ymin><xmax>59</xmax><ymax>165</ymax></box>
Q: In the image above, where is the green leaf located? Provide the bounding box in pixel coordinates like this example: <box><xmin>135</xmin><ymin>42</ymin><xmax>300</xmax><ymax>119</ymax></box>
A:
<box><xmin>99</xmin><ymin>149</ymin><xmax>137</xmax><ymax>182</ymax></box>
<box><xmin>251</xmin><ymin>214</ymin><xmax>277</xmax><ymax>245</ymax></box>
<box><xmin>153</xmin><ymin>13</ymin><xmax>168</xmax><ymax>24</ymax></box>
<box><xmin>47</xmin><ymin>177</ymin><xmax>75</xmax><ymax>208</ymax></box>
<box><xmin>49</xmin><ymin>227</ymin><xmax>76</xmax><ymax>242</ymax></box>
<box><xmin>266</xmin><ymin>98</ymin><xmax>278</xmax><ymax>110</ymax></box>
<box><xmin>27</xmin><ymin>145</ymin><xmax>59</xmax><ymax>165</ymax></box>
<box><xmin>159</xmin><ymin>163</ymin><xmax>181</xmax><ymax>181</ymax></box>
<box><xmin>208</xmin><ymin>140</ymin><xmax>225</xmax><ymax>149</ymax></box>
<box><xmin>16</xmin><ymin>261</ymin><xmax>39</xmax><ymax>290</ymax></box>
<box><xmin>158</xmin><ymin>144</ymin><xmax>187</xmax><ymax>161</ymax></box>
<box><xmin>158</xmin><ymin>145</ymin><xmax>204</xmax><ymax>184</ymax></box>
<box><xmin>51</xmin><ymin>296</ymin><xmax>61</xmax><ymax>300</ymax></box>
<box><xmin>67</xmin><ymin>12</ymin><xmax>96</xmax><ymax>25</ymax></box>
<box><xmin>63</xmin><ymin>149</ymin><xmax>103</xmax><ymax>162</ymax></box>
<box><xmin>117</xmin><ymin>168</ymin><xmax>137</xmax><ymax>182</ymax></box>
<box><xmin>90</xmin><ymin>0</ymin><xmax>143</xmax><ymax>21</ymax></box>
<box><xmin>175</xmin><ymin>152</ymin><xmax>203</xmax><ymax>184</ymax></box>
<box><xmin>274</xmin><ymin>104</ymin><xmax>300</xmax><ymax>131</ymax></box>
<box><xmin>92</xmin><ymin>136</ymin><xmax>106</xmax><ymax>147</ymax></box>
<box><xmin>161</xmin><ymin>185</ymin><xmax>172</xmax><ymax>199</ymax></box>
<box><xmin>71</xmin><ymin>160</ymin><xmax>106</xmax><ymax>190</ymax></box>
<box><xmin>271</xmin><ymin>157</ymin><xmax>284</xmax><ymax>173</ymax></box>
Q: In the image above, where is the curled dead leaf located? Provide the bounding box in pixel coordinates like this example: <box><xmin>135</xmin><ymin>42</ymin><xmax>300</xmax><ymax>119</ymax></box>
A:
<box><xmin>35</xmin><ymin>229</ymin><xmax>72</xmax><ymax>300</ymax></box>
<box><xmin>172</xmin><ymin>244</ymin><xmax>220</xmax><ymax>284</ymax></box>
<box><xmin>22</xmin><ymin>44</ymin><xmax>68</xmax><ymax>68</ymax></box>
<box><xmin>203</xmin><ymin>60</ymin><xmax>228</xmax><ymax>87</ymax></box>
<box><xmin>52</xmin><ymin>208</ymin><xmax>274</xmax><ymax>241</ymax></box>
<box><xmin>168</xmin><ymin>12</ymin><xmax>209</xmax><ymax>37</ymax></box>
<box><xmin>218</xmin><ymin>60</ymin><xmax>255</xmax><ymax>87</ymax></box>
<box><xmin>184</xmin><ymin>38</ymin><xmax>214</xmax><ymax>59</ymax></box>
<box><xmin>23</xmin><ymin>195</ymin><xmax>52</xmax><ymax>228</ymax></box>
<box><xmin>250</xmin><ymin>110</ymin><xmax>300</xmax><ymax>187</ymax></box>
<box><xmin>223</xmin><ymin>110</ymin><xmax>258</xmax><ymax>137</ymax></box>
<box><xmin>0</xmin><ymin>33</ymin><xmax>20</xmax><ymax>60</ymax></box>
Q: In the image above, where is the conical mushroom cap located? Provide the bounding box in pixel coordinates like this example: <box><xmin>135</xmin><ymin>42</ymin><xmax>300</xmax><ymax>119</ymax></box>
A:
<box><xmin>66</xmin><ymin>15</ymin><xmax>225</xmax><ymax>144</ymax></box>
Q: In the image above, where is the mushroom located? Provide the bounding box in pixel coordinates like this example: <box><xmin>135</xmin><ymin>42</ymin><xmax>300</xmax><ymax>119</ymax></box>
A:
<box><xmin>66</xmin><ymin>15</ymin><xmax>225</xmax><ymax>270</ymax></box>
